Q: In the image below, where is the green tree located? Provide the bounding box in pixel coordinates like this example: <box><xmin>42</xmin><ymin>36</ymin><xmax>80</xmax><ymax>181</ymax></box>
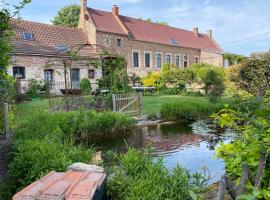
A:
<box><xmin>231</xmin><ymin>52</ymin><xmax>270</xmax><ymax>96</ymax></box>
<box><xmin>203</xmin><ymin>69</ymin><xmax>225</xmax><ymax>102</ymax></box>
<box><xmin>0</xmin><ymin>0</ymin><xmax>31</xmax><ymax>133</ymax></box>
<box><xmin>51</xmin><ymin>4</ymin><xmax>80</xmax><ymax>27</ymax></box>
<box><xmin>141</xmin><ymin>17</ymin><xmax>168</xmax><ymax>25</ymax></box>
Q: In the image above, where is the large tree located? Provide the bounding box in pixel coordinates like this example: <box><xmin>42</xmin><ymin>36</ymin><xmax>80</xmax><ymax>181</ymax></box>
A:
<box><xmin>51</xmin><ymin>4</ymin><xmax>80</xmax><ymax>27</ymax></box>
<box><xmin>230</xmin><ymin>52</ymin><xmax>270</xmax><ymax>96</ymax></box>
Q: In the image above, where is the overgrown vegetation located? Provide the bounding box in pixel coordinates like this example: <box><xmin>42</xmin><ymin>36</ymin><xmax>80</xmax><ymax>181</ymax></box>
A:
<box><xmin>80</xmin><ymin>78</ymin><xmax>92</xmax><ymax>95</ymax></box>
<box><xmin>107</xmin><ymin>148</ymin><xmax>208</xmax><ymax>200</ymax></box>
<box><xmin>160</xmin><ymin>97</ymin><xmax>236</xmax><ymax>121</ymax></box>
<box><xmin>213</xmin><ymin>93</ymin><xmax>270</xmax><ymax>199</ymax></box>
<box><xmin>228</xmin><ymin>52</ymin><xmax>270</xmax><ymax>96</ymax></box>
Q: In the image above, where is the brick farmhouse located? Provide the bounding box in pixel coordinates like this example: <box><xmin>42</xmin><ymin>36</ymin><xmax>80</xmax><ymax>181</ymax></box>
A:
<box><xmin>8</xmin><ymin>0</ymin><xmax>225</xmax><ymax>91</ymax></box>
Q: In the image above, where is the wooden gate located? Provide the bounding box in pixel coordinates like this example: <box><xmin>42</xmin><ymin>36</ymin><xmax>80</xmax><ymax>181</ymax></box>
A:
<box><xmin>112</xmin><ymin>93</ymin><xmax>142</xmax><ymax>116</ymax></box>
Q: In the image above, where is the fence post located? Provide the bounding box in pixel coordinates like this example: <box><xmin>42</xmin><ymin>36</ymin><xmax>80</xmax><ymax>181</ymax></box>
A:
<box><xmin>138</xmin><ymin>93</ymin><xmax>142</xmax><ymax>117</ymax></box>
<box><xmin>112</xmin><ymin>94</ymin><xmax>116</xmax><ymax>112</ymax></box>
<box><xmin>4</xmin><ymin>103</ymin><xmax>9</xmax><ymax>139</ymax></box>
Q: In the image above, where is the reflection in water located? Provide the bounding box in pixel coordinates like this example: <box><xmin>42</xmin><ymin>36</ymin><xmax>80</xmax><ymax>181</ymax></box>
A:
<box><xmin>91</xmin><ymin>121</ymin><xmax>232</xmax><ymax>183</ymax></box>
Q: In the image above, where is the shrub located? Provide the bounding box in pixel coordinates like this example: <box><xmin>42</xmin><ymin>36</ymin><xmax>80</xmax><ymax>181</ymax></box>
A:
<box><xmin>202</xmin><ymin>69</ymin><xmax>225</xmax><ymax>102</ymax></box>
<box><xmin>142</xmin><ymin>72</ymin><xmax>161</xmax><ymax>87</ymax></box>
<box><xmin>107</xmin><ymin>148</ymin><xmax>206</xmax><ymax>200</ymax></box>
<box><xmin>80</xmin><ymin>78</ymin><xmax>92</xmax><ymax>95</ymax></box>
<box><xmin>25</xmin><ymin>79</ymin><xmax>43</xmax><ymax>98</ymax></box>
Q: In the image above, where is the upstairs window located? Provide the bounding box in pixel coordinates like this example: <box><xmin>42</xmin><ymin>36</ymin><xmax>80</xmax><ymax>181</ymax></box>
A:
<box><xmin>44</xmin><ymin>69</ymin><xmax>53</xmax><ymax>83</ymax></box>
<box><xmin>156</xmin><ymin>53</ymin><xmax>162</xmax><ymax>68</ymax></box>
<box><xmin>116</xmin><ymin>38</ymin><xmax>122</xmax><ymax>47</ymax></box>
<box><xmin>133</xmin><ymin>51</ymin><xmax>139</xmax><ymax>68</ymax></box>
<box><xmin>23</xmin><ymin>32</ymin><xmax>34</xmax><ymax>41</ymax></box>
<box><xmin>144</xmin><ymin>52</ymin><xmax>151</xmax><ymax>68</ymax></box>
<box><xmin>13</xmin><ymin>66</ymin><xmax>25</xmax><ymax>79</ymax></box>
<box><xmin>166</xmin><ymin>54</ymin><xmax>171</xmax><ymax>64</ymax></box>
<box><xmin>175</xmin><ymin>55</ymin><xmax>180</xmax><ymax>67</ymax></box>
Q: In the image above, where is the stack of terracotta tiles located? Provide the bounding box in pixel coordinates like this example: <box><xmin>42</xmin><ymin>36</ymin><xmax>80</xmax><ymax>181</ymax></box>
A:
<box><xmin>13</xmin><ymin>165</ymin><xmax>106</xmax><ymax>200</ymax></box>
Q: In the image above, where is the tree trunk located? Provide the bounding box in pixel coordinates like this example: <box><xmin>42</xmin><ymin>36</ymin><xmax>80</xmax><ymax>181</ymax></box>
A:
<box><xmin>254</xmin><ymin>151</ymin><xmax>268</xmax><ymax>188</ymax></box>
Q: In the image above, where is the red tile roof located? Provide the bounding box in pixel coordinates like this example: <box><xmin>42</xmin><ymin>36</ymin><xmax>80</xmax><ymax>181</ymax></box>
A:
<box><xmin>10</xmin><ymin>19</ymin><xmax>96</xmax><ymax>57</ymax></box>
<box><xmin>13</xmin><ymin>170</ymin><xmax>106</xmax><ymax>200</ymax></box>
<box><xmin>88</xmin><ymin>8</ymin><xmax>127</xmax><ymax>35</ymax></box>
<box><xmin>89</xmin><ymin>8</ymin><xmax>222</xmax><ymax>52</ymax></box>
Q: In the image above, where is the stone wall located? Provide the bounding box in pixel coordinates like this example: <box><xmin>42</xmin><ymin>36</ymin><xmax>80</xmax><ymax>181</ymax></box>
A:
<box><xmin>200</xmin><ymin>50</ymin><xmax>224</xmax><ymax>66</ymax></box>
<box><xmin>8</xmin><ymin>55</ymin><xmax>102</xmax><ymax>92</ymax></box>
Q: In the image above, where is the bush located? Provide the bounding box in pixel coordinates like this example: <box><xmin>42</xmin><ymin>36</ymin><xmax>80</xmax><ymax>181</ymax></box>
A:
<box><xmin>202</xmin><ymin>69</ymin><xmax>225</xmax><ymax>102</ymax></box>
<box><xmin>80</xmin><ymin>78</ymin><xmax>92</xmax><ymax>95</ymax></box>
<box><xmin>107</xmin><ymin>148</ymin><xmax>207</xmax><ymax>200</ymax></box>
<box><xmin>160</xmin><ymin>97</ymin><xmax>235</xmax><ymax>121</ymax></box>
<box><xmin>25</xmin><ymin>79</ymin><xmax>43</xmax><ymax>99</ymax></box>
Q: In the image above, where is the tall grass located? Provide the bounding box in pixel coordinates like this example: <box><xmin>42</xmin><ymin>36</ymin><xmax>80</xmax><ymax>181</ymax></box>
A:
<box><xmin>160</xmin><ymin>97</ymin><xmax>237</xmax><ymax>121</ymax></box>
<box><xmin>107</xmin><ymin>148</ymin><xmax>208</xmax><ymax>200</ymax></box>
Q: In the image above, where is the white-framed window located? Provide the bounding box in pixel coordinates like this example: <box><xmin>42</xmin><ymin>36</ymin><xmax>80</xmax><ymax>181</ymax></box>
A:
<box><xmin>195</xmin><ymin>56</ymin><xmax>200</xmax><ymax>64</ymax></box>
<box><xmin>44</xmin><ymin>69</ymin><xmax>53</xmax><ymax>82</ymax></box>
<box><xmin>156</xmin><ymin>52</ymin><xmax>162</xmax><ymax>68</ymax></box>
<box><xmin>166</xmin><ymin>53</ymin><xmax>172</xmax><ymax>64</ymax></box>
<box><xmin>183</xmin><ymin>54</ymin><xmax>189</xmax><ymax>68</ymax></box>
<box><xmin>144</xmin><ymin>51</ymin><xmax>152</xmax><ymax>68</ymax></box>
<box><xmin>13</xmin><ymin>66</ymin><xmax>26</xmax><ymax>79</ymax></box>
<box><xmin>175</xmin><ymin>54</ymin><xmax>181</xmax><ymax>67</ymax></box>
<box><xmin>132</xmin><ymin>50</ymin><xmax>140</xmax><ymax>68</ymax></box>
<box><xmin>116</xmin><ymin>38</ymin><xmax>122</xmax><ymax>47</ymax></box>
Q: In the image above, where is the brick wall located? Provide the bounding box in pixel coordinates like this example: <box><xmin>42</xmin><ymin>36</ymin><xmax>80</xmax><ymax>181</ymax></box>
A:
<box><xmin>96</xmin><ymin>31</ymin><xmax>201</xmax><ymax>77</ymax></box>
<box><xmin>200</xmin><ymin>50</ymin><xmax>224</xmax><ymax>66</ymax></box>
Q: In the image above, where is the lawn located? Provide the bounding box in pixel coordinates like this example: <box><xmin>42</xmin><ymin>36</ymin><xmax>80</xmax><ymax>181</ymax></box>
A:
<box><xmin>14</xmin><ymin>95</ymin><xmax>233</xmax><ymax>125</ymax></box>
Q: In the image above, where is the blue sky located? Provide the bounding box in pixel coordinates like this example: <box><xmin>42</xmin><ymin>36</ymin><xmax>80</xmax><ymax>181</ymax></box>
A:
<box><xmin>4</xmin><ymin>0</ymin><xmax>270</xmax><ymax>56</ymax></box>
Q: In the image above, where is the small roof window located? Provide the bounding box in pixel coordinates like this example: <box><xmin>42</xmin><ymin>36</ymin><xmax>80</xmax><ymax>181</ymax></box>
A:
<box><xmin>23</xmin><ymin>32</ymin><xmax>34</xmax><ymax>41</ymax></box>
<box><xmin>170</xmin><ymin>38</ymin><xmax>177</xmax><ymax>45</ymax></box>
<box><xmin>55</xmin><ymin>44</ymin><xmax>70</xmax><ymax>52</ymax></box>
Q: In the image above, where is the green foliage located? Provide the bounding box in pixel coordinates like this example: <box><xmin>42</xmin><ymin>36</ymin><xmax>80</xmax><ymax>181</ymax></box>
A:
<box><xmin>229</xmin><ymin>53</ymin><xmax>270</xmax><ymax>96</ymax></box>
<box><xmin>107</xmin><ymin>148</ymin><xmax>207</xmax><ymax>200</ymax></box>
<box><xmin>14</xmin><ymin>110</ymin><xmax>133</xmax><ymax>141</ymax></box>
<box><xmin>99</xmin><ymin>53</ymin><xmax>131</xmax><ymax>92</ymax></box>
<box><xmin>203</xmin><ymin>69</ymin><xmax>225</xmax><ymax>102</ymax></box>
<box><xmin>223</xmin><ymin>53</ymin><xmax>246</xmax><ymax>65</ymax></box>
<box><xmin>25</xmin><ymin>79</ymin><xmax>43</xmax><ymax>98</ymax></box>
<box><xmin>80</xmin><ymin>78</ymin><xmax>92</xmax><ymax>95</ymax></box>
<box><xmin>4</xmin><ymin>139</ymin><xmax>93</xmax><ymax>197</ymax></box>
<box><xmin>213</xmin><ymin>93</ymin><xmax>270</xmax><ymax>199</ymax></box>
<box><xmin>160</xmin><ymin>97</ymin><xmax>235</xmax><ymax>121</ymax></box>
<box><xmin>51</xmin><ymin>4</ymin><xmax>80</xmax><ymax>27</ymax></box>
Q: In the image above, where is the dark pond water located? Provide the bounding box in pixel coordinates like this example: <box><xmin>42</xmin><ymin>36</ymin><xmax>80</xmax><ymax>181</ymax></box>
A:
<box><xmin>91</xmin><ymin>121</ymin><xmax>234</xmax><ymax>183</ymax></box>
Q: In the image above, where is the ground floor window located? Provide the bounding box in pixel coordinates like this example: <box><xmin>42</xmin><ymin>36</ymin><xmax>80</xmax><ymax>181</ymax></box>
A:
<box><xmin>44</xmin><ymin>69</ymin><xmax>53</xmax><ymax>82</ymax></box>
<box><xmin>133</xmin><ymin>51</ymin><xmax>139</xmax><ymax>68</ymax></box>
<box><xmin>156</xmin><ymin>53</ymin><xmax>162</xmax><ymax>68</ymax></box>
<box><xmin>71</xmin><ymin>68</ymin><xmax>80</xmax><ymax>82</ymax></box>
<box><xmin>13</xmin><ymin>66</ymin><xmax>25</xmax><ymax>79</ymax></box>
<box><xmin>195</xmin><ymin>56</ymin><xmax>200</xmax><ymax>64</ymax></box>
<box><xmin>166</xmin><ymin>54</ymin><xmax>171</xmax><ymax>64</ymax></box>
<box><xmin>88</xmin><ymin>69</ymin><xmax>95</xmax><ymax>79</ymax></box>
<box><xmin>175</xmin><ymin>55</ymin><xmax>180</xmax><ymax>67</ymax></box>
<box><xmin>145</xmin><ymin>52</ymin><xmax>151</xmax><ymax>68</ymax></box>
<box><xmin>183</xmin><ymin>55</ymin><xmax>189</xmax><ymax>68</ymax></box>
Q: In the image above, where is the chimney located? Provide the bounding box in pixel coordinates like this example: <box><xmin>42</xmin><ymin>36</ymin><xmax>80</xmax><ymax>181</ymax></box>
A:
<box><xmin>193</xmin><ymin>27</ymin><xmax>198</xmax><ymax>37</ymax></box>
<box><xmin>112</xmin><ymin>5</ymin><xmax>119</xmax><ymax>16</ymax></box>
<box><xmin>80</xmin><ymin>0</ymin><xmax>87</xmax><ymax>12</ymax></box>
<box><xmin>207</xmin><ymin>30</ymin><xmax>213</xmax><ymax>39</ymax></box>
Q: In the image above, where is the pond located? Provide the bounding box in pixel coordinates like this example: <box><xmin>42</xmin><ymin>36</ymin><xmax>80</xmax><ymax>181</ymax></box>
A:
<box><xmin>91</xmin><ymin>121</ymin><xmax>234</xmax><ymax>183</ymax></box>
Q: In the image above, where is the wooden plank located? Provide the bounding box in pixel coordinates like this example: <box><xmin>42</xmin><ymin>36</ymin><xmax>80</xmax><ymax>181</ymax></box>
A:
<box><xmin>112</xmin><ymin>94</ymin><xmax>116</xmax><ymax>112</ymax></box>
